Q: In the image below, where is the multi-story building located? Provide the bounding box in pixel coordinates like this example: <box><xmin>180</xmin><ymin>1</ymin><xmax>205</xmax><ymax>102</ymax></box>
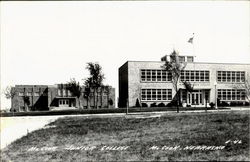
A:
<box><xmin>119</xmin><ymin>53</ymin><xmax>250</xmax><ymax>108</ymax></box>
<box><xmin>11</xmin><ymin>84</ymin><xmax>115</xmax><ymax>112</ymax></box>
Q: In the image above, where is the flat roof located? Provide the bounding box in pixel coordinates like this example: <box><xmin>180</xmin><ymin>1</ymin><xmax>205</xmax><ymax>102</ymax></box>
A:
<box><xmin>126</xmin><ymin>60</ymin><xmax>250</xmax><ymax>65</ymax></box>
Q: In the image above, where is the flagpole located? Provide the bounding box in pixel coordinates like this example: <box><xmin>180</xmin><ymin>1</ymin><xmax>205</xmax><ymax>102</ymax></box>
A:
<box><xmin>192</xmin><ymin>33</ymin><xmax>195</xmax><ymax>57</ymax></box>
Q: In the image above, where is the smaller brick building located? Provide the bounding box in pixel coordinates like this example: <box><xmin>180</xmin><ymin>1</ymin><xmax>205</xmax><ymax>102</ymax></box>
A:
<box><xmin>11</xmin><ymin>84</ymin><xmax>115</xmax><ymax>112</ymax></box>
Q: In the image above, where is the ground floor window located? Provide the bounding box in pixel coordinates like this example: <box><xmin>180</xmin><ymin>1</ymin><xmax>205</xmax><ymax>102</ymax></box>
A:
<box><xmin>141</xmin><ymin>89</ymin><xmax>172</xmax><ymax>101</ymax></box>
<box><xmin>217</xmin><ymin>89</ymin><xmax>245</xmax><ymax>101</ymax></box>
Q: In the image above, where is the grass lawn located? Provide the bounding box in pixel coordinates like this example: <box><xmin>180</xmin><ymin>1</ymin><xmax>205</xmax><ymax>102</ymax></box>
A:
<box><xmin>1</xmin><ymin>111</ymin><xmax>249</xmax><ymax>161</ymax></box>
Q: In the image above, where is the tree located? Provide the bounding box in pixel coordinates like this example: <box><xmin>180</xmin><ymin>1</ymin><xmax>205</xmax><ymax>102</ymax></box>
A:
<box><xmin>234</xmin><ymin>79</ymin><xmax>250</xmax><ymax>103</ymax></box>
<box><xmin>103</xmin><ymin>85</ymin><xmax>111</xmax><ymax>108</ymax></box>
<box><xmin>67</xmin><ymin>78</ymin><xmax>82</xmax><ymax>109</ymax></box>
<box><xmin>162</xmin><ymin>50</ymin><xmax>186</xmax><ymax>113</ymax></box>
<box><xmin>85</xmin><ymin>62</ymin><xmax>105</xmax><ymax>109</ymax></box>
<box><xmin>4</xmin><ymin>86</ymin><xmax>16</xmax><ymax>111</ymax></box>
<box><xmin>83</xmin><ymin>79</ymin><xmax>90</xmax><ymax>109</ymax></box>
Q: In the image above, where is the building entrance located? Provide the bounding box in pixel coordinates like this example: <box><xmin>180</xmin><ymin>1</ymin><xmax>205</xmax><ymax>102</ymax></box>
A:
<box><xmin>188</xmin><ymin>90</ymin><xmax>203</xmax><ymax>105</ymax></box>
<box><xmin>59</xmin><ymin>99</ymin><xmax>69</xmax><ymax>107</ymax></box>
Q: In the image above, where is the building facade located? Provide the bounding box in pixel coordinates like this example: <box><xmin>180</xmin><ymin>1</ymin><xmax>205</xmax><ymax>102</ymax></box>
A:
<box><xmin>11</xmin><ymin>84</ymin><xmax>115</xmax><ymax>112</ymax></box>
<box><xmin>119</xmin><ymin>55</ymin><xmax>250</xmax><ymax>108</ymax></box>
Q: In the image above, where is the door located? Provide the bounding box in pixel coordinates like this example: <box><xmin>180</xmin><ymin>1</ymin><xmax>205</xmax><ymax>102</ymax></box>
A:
<box><xmin>59</xmin><ymin>99</ymin><xmax>69</xmax><ymax>107</ymax></box>
<box><xmin>188</xmin><ymin>90</ymin><xmax>203</xmax><ymax>106</ymax></box>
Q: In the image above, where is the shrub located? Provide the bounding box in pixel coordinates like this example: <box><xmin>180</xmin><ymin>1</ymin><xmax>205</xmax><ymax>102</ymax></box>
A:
<box><xmin>108</xmin><ymin>99</ymin><xmax>113</xmax><ymax>106</ymax></box>
<box><xmin>209</xmin><ymin>102</ymin><xmax>215</xmax><ymax>108</ymax></box>
<box><xmin>141</xmin><ymin>103</ymin><xmax>148</xmax><ymax>107</ymax></box>
<box><xmin>158</xmin><ymin>103</ymin><xmax>165</xmax><ymax>107</ymax></box>
<box><xmin>150</xmin><ymin>103</ymin><xmax>157</xmax><ymax>107</ymax></box>
<box><xmin>135</xmin><ymin>98</ymin><xmax>141</xmax><ymax>107</ymax></box>
<box><xmin>230</xmin><ymin>101</ymin><xmax>245</xmax><ymax>106</ymax></box>
<box><xmin>166</xmin><ymin>102</ymin><xmax>172</xmax><ymax>107</ymax></box>
<box><xmin>220</xmin><ymin>101</ymin><xmax>229</xmax><ymax>107</ymax></box>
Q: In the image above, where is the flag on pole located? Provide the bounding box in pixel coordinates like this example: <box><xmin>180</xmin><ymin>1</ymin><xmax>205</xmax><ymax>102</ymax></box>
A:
<box><xmin>188</xmin><ymin>33</ymin><xmax>194</xmax><ymax>44</ymax></box>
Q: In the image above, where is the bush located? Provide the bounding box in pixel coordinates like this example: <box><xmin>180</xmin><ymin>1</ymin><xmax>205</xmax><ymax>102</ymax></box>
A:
<box><xmin>220</xmin><ymin>101</ymin><xmax>229</xmax><ymax>107</ymax></box>
<box><xmin>158</xmin><ymin>103</ymin><xmax>165</xmax><ymax>107</ymax></box>
<box><xmin>230</xmin><ymin>101</ymin><xmax>244</xmax><ymax>106</ymax></box>
<box><xmin>135</xmin><ymin>98</ymin><xmax>141</xmax><ymax>107</ymax></box>
<box><xmin>150</xmin><ymin>103</ymin><xmax>157</xmax><ymax>107</ymax></box>
<box><xmin>209</xmin><ymin>102</ymin><xmax>215</xmax><ymax>108</ymax></box>
<box><xmin>141</xmin><ymin>103</ymin><xmax>148</xmax><ymax>107</ymax></box>
<box><xmin>108</xmin><ymin>99</ymin><xmax>113</xmax><ymax>106</ymax></box>
<box><xmin>166</xmin><ymin>102</ymin><xmax>172</xmax><ymax>107</ymax></box>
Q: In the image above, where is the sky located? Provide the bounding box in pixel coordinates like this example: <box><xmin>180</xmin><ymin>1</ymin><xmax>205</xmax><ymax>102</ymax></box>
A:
<box><xmin>1</xmin><ymin>1</ymin><xmax>250</xmax><ymax>109</ymax></box>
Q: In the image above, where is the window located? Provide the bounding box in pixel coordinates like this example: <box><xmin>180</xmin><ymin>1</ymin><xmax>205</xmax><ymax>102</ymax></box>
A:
<box><xmin>190</xmin><ymin>71</ymin><xmax>195</xmax><ymax>81</ymax></box>
<box><xmin>141</xmin><ymin>70</ymin><xmax>146</xmax><ymax>81</ymax></box>
<box><xmin>27</xmin><ymin>92</ymin><xmax>32</xmax><ymax>96</ymax></box>
<box><xmin>141</xmin><ymin>89</ymin><xmax>172</xmax><ymax>101</ymax></box>
<box><xmin>141</xmin><ymin>69</ymin><xmax>171</xmax><ymax>82</ymax></box>
<box><xmin>217</xmin><ymin>71</ymin><xmax>245</xmax><ymax>83</ymax></box>
<box><xmin>19</xmin><ymin>92</ymin><xmax>24</xmax><ymax>96</ymax></box>
<box><xmin>180</xmin><ymin>70</ymin><xmax>209</xmax><ymax>82</ymax></box>
<box><xmin>162</xmin><ymin>70</ymin><xmax>167</xmax><ymax>81</ymax></box>
<box><xmin>179</xmin><ymin>56</ymin><xmax>185</xmax><ymax>62</ymax></box>
<box><xmin>67</xmin><ymin>90</ymin><xmax>72</xmax><ymax>96</ymax></box>
<box><xmin>58</xmin><ymin>89</ymin><xmax>61</xmax><ymax>96</ymax></box>
<box><xmin>218</xmin><ymin>89</ymin><xmax>245</xmax><ymax>101</ymax></box>
<box><xmin>152</xmin><ymin>70</ymin><xmax>156</xmax><ymax>81</ymax></box>
<box><xmin>146</xmin><ymin>70</ymin><xmax>151</xmax><ymax>81</ymax></box>
<box><xmin>157</xmin><ymin>70</ymin><xmax>161</xmax><ymax>81</ymax></box>
<box><xmin>34</xmin><ymin>92</ymin><xmax>39</xmax><ymax>96</ymax></box>
<box><xmin>63</xmin><ymin>89</ymin><xmax>66</xmax><ymax>96</ymax></box>
<box><xmin>187</xmin><ymin>56</ymin><xmax>194</xmax><ymax>62</ymax></box>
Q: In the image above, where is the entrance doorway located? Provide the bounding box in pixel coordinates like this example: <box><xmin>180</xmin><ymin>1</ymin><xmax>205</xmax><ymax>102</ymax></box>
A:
<box><xmin>187</xmin><ymin>90</ymin><xmax>203</xmax><ymax>106</ymax></box>
<box><xmin>59</xmin><ymin>99</ymin><xmax>69</xmax><ymax>107</ymax></box>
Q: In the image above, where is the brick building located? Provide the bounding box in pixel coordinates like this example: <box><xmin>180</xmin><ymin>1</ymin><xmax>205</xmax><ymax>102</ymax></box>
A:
<box><xmin>11</xmin><ymin>84</ymin><xmax>115</xmax><ymax>112</ymax></box>
<box><xmin>119</xmin><ymin>54</ymin><xmax>250</xmax><ymax>108</ymax></box>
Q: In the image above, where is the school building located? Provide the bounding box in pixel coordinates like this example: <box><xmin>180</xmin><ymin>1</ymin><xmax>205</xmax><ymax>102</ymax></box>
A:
<box><xmin>118</xmin><ymin>54</ymin><xmax>250</xmax><ymax>108</ymax></box>
<box><xmin>11</xmin><ymin>84</ymin><xmax>115</xmax><ymax>112</ymax></box>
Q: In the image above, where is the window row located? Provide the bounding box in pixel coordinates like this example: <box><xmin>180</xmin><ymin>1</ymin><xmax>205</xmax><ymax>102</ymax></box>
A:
<box><xmin>141</xmin><ymin>89</ymin><xmax>172</xmax><ymax>101</ymax></box>
<box><xmin>19</xmin><ymin>92</ymin><xmax>47</xmax><ymax>96</ymax></box>
<box><xmin>180</xmin><ymin>70</ymin><xmax>209</xmax><ymax>82</ymax></box>
<box><xmin>141</xmin><ymin>69</ymin><xmax>172</xmax><ymax>82</ymax></box>
<box><xmin>58</xmin><ymin>89</ymin><xmax>72</xmax><ymax>97</ymax></box>
<box><xmin>217</xmin><ymin>89</ymin><xmax>245</xmax><ymax>101</ymax></box>
<box><xmin>217</xmin><ymin>71</ymin><xmax>245</xmax><ymax>83</ymax></box>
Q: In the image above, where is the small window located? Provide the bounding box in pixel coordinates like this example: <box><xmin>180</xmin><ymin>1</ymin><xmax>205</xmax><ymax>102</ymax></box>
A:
<box><xmin>179</xmin><ymin>56</ymin><xmax>185</xmax><ymax>62</ymax></box>
<box><xmin>19</xmin><ymin>92</ymin><xmax>24</xmax><ymax>96</ymax></box>
<box><xmin>187</xmin><ymin>56</ymin><xmax>194</xmax><ymax>62</ymax></box>
<box><xmin>58</xmin><ymin>90</ymin><xmax>61</xmax><ymax>96</ymax></box>
<box><xmin>34</xmin><ymin>92</ymin><xmax>39</xmax><ymax>96</ymax></box>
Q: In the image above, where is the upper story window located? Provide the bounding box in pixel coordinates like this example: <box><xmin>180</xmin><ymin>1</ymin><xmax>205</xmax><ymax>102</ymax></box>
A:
<box><xmin>179</xmin><ymin>56</ymin><xmax>185</xmax><ymax>62</ymax></box>
<box><xmin>34</xmin><ymin>92</ymin><xmax>39</xmax><ymax>96</ymax></box>
<box><xmin>62</xmin><ymin>89</ymin><xmax>66</xmax><ymax>96</ymax></box>
<box><xmin>58</xmin><ymin>89</ymin><xmax>61</xmax><ymax>96</ymax></box>
<box><xmin>19</xmin><ymin>92</ymin><xmax>24</xmax><ymax>96</ymax></box>
<box><xmin>180</xmin><ymin>70</ymin><xmax>209</xmax><ymax>82</ymax></box>
<box><xmin>67</xmin><ymin>90</ymin><xmax>72</xmax><ymax>96</ymax></box>
<box><xmin>27</xmin><ymin>92</ymin><xmax>32</xmax><ymax>96</ymax></box>
<box><xmin>187</xmin><ymin>56</ymin><xmax>194</xmax><ymax>62</ymax></box>
<box><xmin>217</xmin><ymin>71</ymin><xmax>245</xmax><ymax>83</ymax></box>
<box><xmin>141</xmin><ymin>69</ymin><xmax>172</xmax><ymax>82</ymax></box>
